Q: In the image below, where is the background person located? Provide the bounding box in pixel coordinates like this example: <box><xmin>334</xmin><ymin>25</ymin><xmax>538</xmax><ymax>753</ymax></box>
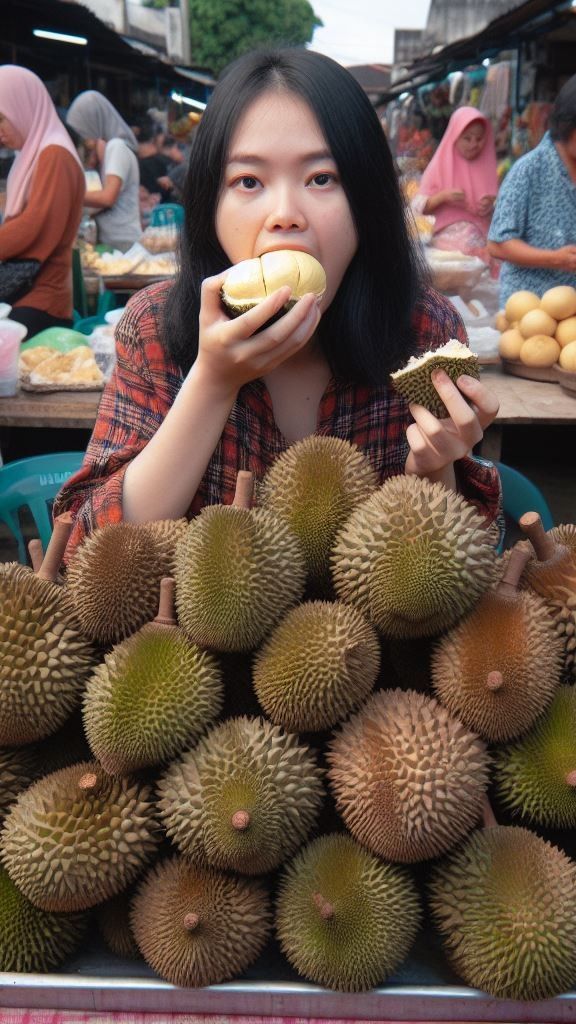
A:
<box><xmin>0</xmin><ymin>65</ymin><xmax>85</xmax><ymax>335</ymax></box>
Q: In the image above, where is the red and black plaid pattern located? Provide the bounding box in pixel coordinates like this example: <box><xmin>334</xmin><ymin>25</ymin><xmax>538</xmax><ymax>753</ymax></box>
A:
<box><xmin>54</xmin><ymin>281</ymin><xmax>501</xmax><ymax>562</ymax></box>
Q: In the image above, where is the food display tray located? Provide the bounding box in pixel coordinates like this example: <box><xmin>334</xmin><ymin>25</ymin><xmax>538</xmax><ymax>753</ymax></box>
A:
<box><xmin>500</xmin><ymin>359</ymin><xmax>559</xmax><ymax>383</ymax></box>
<box><xmin>1</xmin><ymin>934</ymin><xmax>574</xmax><ymax>1021</ymax></box>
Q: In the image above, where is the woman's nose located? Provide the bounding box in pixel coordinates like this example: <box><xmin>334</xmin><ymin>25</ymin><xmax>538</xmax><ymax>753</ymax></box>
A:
<box><xmin>265</xmin><ymin>186</ymin><xmax>307</xmax><ymax>231</ymax></box>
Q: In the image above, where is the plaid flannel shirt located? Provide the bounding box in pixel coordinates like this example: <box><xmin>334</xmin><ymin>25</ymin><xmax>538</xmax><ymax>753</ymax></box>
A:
<box><xmin>54</xmin><ymin>281</ymin><xmax>502</xmax><ymax>561</ymax></box>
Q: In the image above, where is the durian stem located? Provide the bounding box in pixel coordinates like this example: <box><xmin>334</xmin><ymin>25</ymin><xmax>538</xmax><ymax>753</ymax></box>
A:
<box><xmin>565</xmin><ymin>771</ymin><xmax>576</xmax><ymax>788</ymax></box>
<box><xmin>232</xmin><ymin>471</ymin><xmax>254</xmax><ymax>509</ymax></box>
<box><xmin>482</xmin><ymin>796</ymin><xmax>499</xmax><ymax>830</ymax></box>
<box><xmin>312</xmin><ymin>892</ymin><xmax>335</xmax><ymax>920</ymax></box>
<box><xmin>28</xmin><ymin>539</ymin><xmax>44</xmax><ymax>573</ymax></box>
<box><xmin>486</xmin><ymin>670</ymin><xmax>504</xmax><ymax>692</ymax></box>
<box><xmin>520</xmin><ymin>512</ymin><xmax>556</xmax><ymax>562</ymax></box>
<box><xmin>78</xmin><ymin>771</ymin><xmax>99</xmax><ymax>793</ymax></box>
<box><xmin>497</xmin><ymin>544</ymin><xmax>531</xmax><ymax>597</ymax></box>
<box><xmin>183</xmin><ymin>912</ymin><xmax>200</xmax><ymax>931</ymax></box>
<box><xmin>154</xmin><ymin>577</ymin><xmax>177</xmax><ymax>627</ymax></box>
<box><xmin>37</xmin><ymin>512</ymin><xmax>73</xmax><ymax>581</ymax></box>
<box><xmin>231</xmin><ymin>810</ymin><xmax>251</xmax><ymax>831</ymax></box>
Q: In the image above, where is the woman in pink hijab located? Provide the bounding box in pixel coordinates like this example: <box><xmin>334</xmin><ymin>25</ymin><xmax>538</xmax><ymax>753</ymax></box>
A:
<box><xmin>0</xmin><ymin>65</ymin><xmax>85</xmax><ymax>335</ymax></box>
<box><xmin>414</xmin><ymin>107</ymin><xmax>499</xmax><ymax>260</ymax></box>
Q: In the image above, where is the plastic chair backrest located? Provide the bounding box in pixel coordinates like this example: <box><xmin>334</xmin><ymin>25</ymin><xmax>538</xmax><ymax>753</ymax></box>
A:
<box><xmin>150</xmin><ymin>203</ymin><xmax>184</xmax><ymax>228</ymax></box>
<box><xmin>73</xmin><ymin>314</ymin><xmax>106</xmax><ymax>336</ymax></box>
<box><xmin>496</xmin><ymin>461</ymin><xmax>554</xmax><ymax>551</ymax></box>
<box><xmin>0</xmin><ymin>452</ymin><xmax>85</xmax><ymax>564</ymax></box>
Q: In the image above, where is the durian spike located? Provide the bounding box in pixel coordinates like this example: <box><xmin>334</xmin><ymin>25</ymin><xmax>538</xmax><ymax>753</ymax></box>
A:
<box><xmin>312</xmin><ymin>892</ymin><xmax>335</xmax><ymax>920</ymax></box>
<box><xmin>36</xmin><ymin>512</ymin><xmax>73</xmax><ymax>582</ymax></box>
<box><xmin>497</xmin><ymin>544</ymin><xmax>531</xmax><ymax>597</ymax></box>
<box><xmin>520</xmin><ymin>512</ymin><xmax>556</xmax><ymax>562</ymax></box>
<box><xmin>28</xmin><ymin>539</ymin><xmax>44</xmax><ymax>573</ymax></box>
<box><xmin>183</xmin><ymin>912</ymin><xmax>200</xmax><ymax>931</ymax></box>
<box><xmin>482</xmin><ymin>796</ymin><xmax>499</xmax><ymax>830</ymax></box>
<box><xmin>565</xmin><ymin>771</ymin><xmax>576</xmax><ymax>788</ymax></box>
<box><xmin>231</xmin><ymin>810</ymin><xmax>251</xmax><ymax>831</ymax></box>
<box><xmin>153</xmin><ymin>577</ymin><xmax>177</xmax><ymax>628</ymax></box>
<box><xmin>232</xmin><ymin>470</ymin><xmax>254</xmax><ymax>509</ymax></box>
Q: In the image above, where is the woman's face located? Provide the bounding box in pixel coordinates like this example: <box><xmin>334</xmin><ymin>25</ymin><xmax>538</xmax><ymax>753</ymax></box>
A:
<box><xmin>216</xmin><ymin>90</ymin><xmax>358</xmax><ymax>313</ymax></box>
<box><xmin>456</xmin><ymin>121</ymin><xmax>486</xmax><ymax>161</ymax></box>
<box><xmin>0</xmin><ymin>113</ymin><xmax>24</xmax><ymax>151</ymax></box>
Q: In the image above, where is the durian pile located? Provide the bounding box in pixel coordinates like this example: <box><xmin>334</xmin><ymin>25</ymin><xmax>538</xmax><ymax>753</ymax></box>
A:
<box><xmin>2</xmin><ymin>441</ymin><xmax>576</xmax><ymax>1003</ymax></box>
<box><xmin>497</xmin><ymin>285</ymin><xmax>576</xmax><ymax>370</ymax></box>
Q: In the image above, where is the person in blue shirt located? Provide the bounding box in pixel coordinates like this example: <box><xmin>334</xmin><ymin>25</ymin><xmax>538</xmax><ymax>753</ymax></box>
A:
<box><xmin>488</xmin><ymin>74</ymin><xmax>576</xmax><ymax>303</ymax></box>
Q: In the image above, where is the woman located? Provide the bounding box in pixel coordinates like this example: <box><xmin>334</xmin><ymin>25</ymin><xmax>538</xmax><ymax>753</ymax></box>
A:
<box><xmin>414</xmin><ymin>107</ymin><xmax>498</xmax><ymax>259</ymax></box>
<box><xmin>0</xmin><ymin>65</ymin><xmax>85</xmax><ymax>335</ymax></box>
<box><xmin>55</xmin><ymin>48</ymin><xmax>500</xmax><ymax>558</ymax></box>
<box><xmin>488</xmin><ymin>74</ymin><xmax>576</xmax><ymax>303</ymax></box>
<box><xmin>66</xmin><ymin>91</ymin><xmax>141</xmax><ymax>251</ymax></box>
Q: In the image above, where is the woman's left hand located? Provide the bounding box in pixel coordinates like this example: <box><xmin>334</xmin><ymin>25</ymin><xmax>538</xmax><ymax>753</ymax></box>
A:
<box><xmin>404</xmin><ymin>370</ymin><xmax>499</xmax><ymax>478</ymax></box>
<box><xmin>477</xmin><ymin>194</ymin><xmax>496</xmax><ymax>217</ymax></box>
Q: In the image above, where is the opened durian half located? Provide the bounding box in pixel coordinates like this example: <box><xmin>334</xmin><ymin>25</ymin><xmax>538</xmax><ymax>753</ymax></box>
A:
<box><xmin>221</xmin><ymin>250</ymin><xmax>326</xmax><ymax>316</ymax></box>
<box><xmin>390</xmin><ymin>339</ymin><xmax>479</xmax><ymax>418</ymax></box>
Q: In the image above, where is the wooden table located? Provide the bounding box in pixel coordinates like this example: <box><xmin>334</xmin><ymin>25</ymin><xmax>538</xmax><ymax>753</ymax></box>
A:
<box><xmin>479</xmin><ymin>365</ymin><xmax>576</xmax><ymax>461</ymax></box>
<box><xmin>0</xmin><ymin>390</ymin><xmax>102</xmax><ymax>430</ymax></box>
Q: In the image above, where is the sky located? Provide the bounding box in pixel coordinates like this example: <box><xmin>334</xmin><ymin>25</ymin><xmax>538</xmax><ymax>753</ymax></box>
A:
<box><xmin>308</xmin><ymin>0</ymin><xmax>431</xmax><ymax>66</ymax></box>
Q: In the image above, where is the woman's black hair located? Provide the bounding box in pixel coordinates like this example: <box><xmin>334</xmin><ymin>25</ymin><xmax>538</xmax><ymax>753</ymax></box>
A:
<box><xmin>163</xmin><ymin>47</ymin><xmax>424</xmax><ymax>384</ymax></box>
<box><xmin>549</xmin><ymin>74</ymin><xmax>576</xmax><ymax>143</ymax></box>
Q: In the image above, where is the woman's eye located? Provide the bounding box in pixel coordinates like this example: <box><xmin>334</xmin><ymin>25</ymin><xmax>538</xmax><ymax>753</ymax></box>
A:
<box><xmin>236</xmin><ymin>176</ymin><xmax>260</xmax><ymax>190</ymax></box>
<box><xmin>309</xmin><ymin>172</ymin><xmax>336</xmax><ymax>187</ymax></box>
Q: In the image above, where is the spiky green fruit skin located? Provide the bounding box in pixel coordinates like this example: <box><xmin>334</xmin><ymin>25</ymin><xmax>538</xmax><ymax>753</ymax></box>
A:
<box><xmin>83</xmin><ymin>625</ymin><xmax>223</xmax><ymax>775</ymax></box>
<box><xmin>390</xmin><ymin>340</ymin><xmax>480</xmax><ymax>418</ymax></box>
<box><xmin>131</xmin><ymin>855</ymin><xmax>271</xmax><ymax>986</ymax></box>
<box><xmin>495</xmin><ymin>686</ymin><xmax>576</xmax><ymax>828</ymax></box>
<box><xmin>260</xmin><ymin>436</ymin><xmax>377</xmax><ymax>592</ymax></box>
<box><xmin>158</xmin><ymin>716</ymin><xmax>323</xmax><ymax>875</ymax></box>
<box><xmin>253</xmin><ymin>600</ymin><xmax>380</xmax><ymax>731</ymax></box>
<box><xmin>65</xmin><ymin>519</ymin><xmax>187</xmax><ymax>646</ymax></box>
<box><xmin>429</xmin><ymin>826</ymin><xmax>576</xmax><ymax>1000</ymax></box>
<box><xmin>0</xmin><ymin>746</ymin><xmax>38</xmax><ymax>821</ymax></box>
<box><xmin>0</xmin><ymin>866</ymin><xmax>87</xmax><ymax>973</ymax></box>
<box><xmin>519</xmin><ymin>524</ymin><xmax>576</xmax><ymax>682</ymax></box>
<box><xmin>328</xmin><ymin>689</ymin><xmax>489</xmax><ymax>863</ymax></box>
<box><xmin>276</xmin><ymin>833</ymin><xmax>421</xmax><ymax>992</ymax></box>
<box><xmin>1</xmin><ymin>762</ymin><xmax>158</xmax><ymax>912</ymax></box>
<box><xmin>332</xmin><ymin>475</ymin><xmax>498</xmax><ymax>639</ymax></box>
<box><xmin>431</xmin><ymin>587</ymin><xmax>562</xmax><ymax>743</ymax></box>
<box><xmin>174</xmin><ymin>507</ymin><xmax>306</xmax><ymax>652</ymax></box>
<box><xmin>0</xmin><ymin>565</ymin><xmax>96</xmax><ymax>746</ymax></box>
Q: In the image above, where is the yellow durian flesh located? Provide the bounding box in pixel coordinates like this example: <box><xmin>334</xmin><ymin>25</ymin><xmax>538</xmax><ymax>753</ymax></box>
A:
<box><xmin>221</xmin><ymin>250</ymin><xmax>326</xmax><ymax>316</ymax></box>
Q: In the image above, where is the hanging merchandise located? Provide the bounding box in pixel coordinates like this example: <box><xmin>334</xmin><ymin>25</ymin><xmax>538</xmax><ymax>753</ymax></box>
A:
<box><xmin>480</xmin><ymin>62</ymin><xmax>511</xmax><ymax>122</ymax></box>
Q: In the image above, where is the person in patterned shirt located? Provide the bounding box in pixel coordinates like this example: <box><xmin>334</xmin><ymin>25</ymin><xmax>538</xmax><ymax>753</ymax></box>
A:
<box><xmin>55</xmin><ymin>48</ymin><xmax>501</xmax><ymax>559</ymax></box>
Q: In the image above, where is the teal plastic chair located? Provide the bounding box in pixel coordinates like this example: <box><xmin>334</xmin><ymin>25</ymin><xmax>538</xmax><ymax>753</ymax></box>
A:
<box><xmin>496</xmin><ymin>461</ymin><xmax>554</xmax><ymax>551</ymax></box>
<box><xmin>0</xmin><ymin>452</ymin><xmax>85</xmax><ymax>564</ymax></box>
<box><xmin>150</xmin><ymin>203</ymin><xmax>184</xmax><ymax>227</ymax></box>
<box><xmin>73</xmin><ymin>314</ymin><xmax>107</xmax><ymax>335</ymax></box>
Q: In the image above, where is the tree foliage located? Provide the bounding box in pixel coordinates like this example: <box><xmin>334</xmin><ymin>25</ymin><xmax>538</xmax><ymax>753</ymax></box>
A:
<box><xmin>188</xmin><ymin>0</ymin><xmax>322</xmax><ymax>75</ymax></box>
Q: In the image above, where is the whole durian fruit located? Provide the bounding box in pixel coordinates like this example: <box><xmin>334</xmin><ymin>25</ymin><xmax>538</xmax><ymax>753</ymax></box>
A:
<box><xmin>98</xmin><ymin>890</ymin><xmax>140</xmax><ymax>960</ymax></box>
<box><xmin>130</xmin><ymin>855</ymin><xmax>272</xmax><ymax>986</ymax></box>
<box><xmin>429</xmin><ymin>822</ymin><xmax>576</xmax><ymax>1000</ymax></box>
<box><xmin>1</xmin><ymin>762</ymin><xmax>158</xmax><ymax>911</ymax></box>
<box><xmin>0</xmin><ymin>865</ymin><xmax>88</xmax><ymax>973</ymax></box>
<box><xmin>65</xmin><ymin>518</ymin><xmax>187</xmax><ymax>646</ymax></box>
<box><xmin>0</xmin><ymin>518</ymin><xmax>96</xmax><ymax>746</ymax></box>
<box><xmin>390</xmin><ymin>338</ymin><xmax>480</xmax><ymax>418</ymax></box>
<box><xmin>83</xmin><ymin>578</ymin><xmax>223</xmax><ymax>775</ymax></box>
<box><xmin>253</xmin><ymin>600</ymin><xmax>380</xmax><ymax>731</ymax></box>
<box><xmin>158</xmin><ymin>716</ymin><xmax>323</xmax><ymax>875</ymax></box>
<box><xmin>495</xmin><ymin>685</ymin><xmax>576</xmax><ymax>829</ymax></box>
<box><xmin>175</xmin><ymin>472</ymin><xmax>306</xmax><ymax>652</ymax></box>
<box><xmin>332</xmin><ymin>475</ymin><xmax>498</xmax><ymax>639</ymax></box>
<box><xmin>518</xmin><ymin>513</ymin><xmax>576</xmax><ymax>682</ymax></box>
<box><xmin>276</xmin><ymin>833</ymin><xmax>421</xmax><ymax>992</ymax></box>
<box><xmin>221</xmin><ymin>250</ymin><xmax>326</xmax><ymax>316</ymax></box>
<box><xmin>0</xmin><ymin>746</ymin><xmax>38</xmax><ymax>821</ymax></box>
<box><xmin>328</xmin><ymin>688</ymin><xmax>489</xmax><ymax>863</ymax></box>
<box><xmin>259</xmin><ymin>436</ymin><xmax>377</xmax><ymax>592</ymax></box>
<box><xmin>431</xmin><ymin>546</ymin><xmax>563</xmax><ymax>742</ymax></box>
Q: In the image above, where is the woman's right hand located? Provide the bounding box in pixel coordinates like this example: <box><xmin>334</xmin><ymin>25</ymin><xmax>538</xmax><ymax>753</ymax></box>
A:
<box><xmin>551</xmin><ymin>245</ymin><xmax>576</xmax><ymax>272</ymax></box>
<box><xmin>194</xmin><ymin>271</ymin><xmax>322</xmax><ymax>396</ymax></box>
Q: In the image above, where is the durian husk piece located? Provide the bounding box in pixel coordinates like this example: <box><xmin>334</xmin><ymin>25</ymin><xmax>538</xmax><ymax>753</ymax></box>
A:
<box><xmin>175</xmin><ymin>471</ymin><xmax>306</xmax><ymax>651</ymax></box>
<box><xmin>65</xmin><ymin>518</ymin><xmax>188</xmax><ymax>646</ymax></box>
<box><xmin>332</xmin><ymin>474</ymin><xmax>499</xmax><ymax>639</ymax></box>
<box><xmin>517</xmin><ymin>513</ymin><xmax>576</xmax><ymax>682</ymax></box>
<box><xmin>0</xmin><ymin>865</ymin><xmax>88</xmax><ymax>973</ymax></box>
<box><xmin>431</xmin><ymin>545</ymin><xmax>563</xmax><ymax>742</ymax></box>
<box><xmin>130</xmin><ymin>855</ymin><xmax>272</xmax><ymax>986</ymax></box>
<box><xmin>0</xmin><ymin>519</ymin><xmax>97</xmax><ymax>746</ymax></box>
<box><xmin>221</xmin><ymin>250</ymin><xmax>326</xmax><ymax>316</ymax></box>
<box><xmin>83</xmin><ymin>578</ymin><xmax>223</xmax><ymax>775</ymax></box>
<box><xmin>253</xmin><ymin>600</ymin><xmax>381</xmax><ymax>731</ymax></box>
<box><xmin>259</xmin><ymin>436</ymin><xmax>378</xmax><ymax>593</ymax></box>
<box><xmin>158</xmin><ymin>715</ymin><xmax>324</xmax><ymax>875</ymax></box>
<box><xmin>1</xmin><ymin>761</ymin><xmax>159</xmax><ymax>911</ymax></box>
<box><xmin>98</xmin><ymin>889</ymin><xmax>140</xmax><ymax>960</ymax></box>
<box><xmin>390</xmin><ymin>338</ymin><xmax>480</xmax><ymax>417</ymax></box>
<box><xmin>495</xmin><ymin>685</ymin><xmax>576</xmax><ymax>829</ymax></box>
<box><xmin>328</xmin><ymin>688</ymin><xmax>489</xmax><ymax>863</ymax></box>
<box><xmin>429</xmin><ymin>818</ymin><xmax>576</xmax><ymax>1000</ymax></box>
<box><xmin>276</xmin><ymin>833</ymin><xmax>421</xmax><ymax>992</ymax></box>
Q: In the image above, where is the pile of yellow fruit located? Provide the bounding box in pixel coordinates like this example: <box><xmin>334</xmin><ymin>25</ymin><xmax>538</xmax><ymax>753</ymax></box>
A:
<box><xmin>497</xmin><ymin>286</ymin><xmax>576</xmax><ymax>370</ymax></box>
